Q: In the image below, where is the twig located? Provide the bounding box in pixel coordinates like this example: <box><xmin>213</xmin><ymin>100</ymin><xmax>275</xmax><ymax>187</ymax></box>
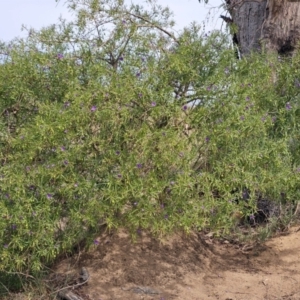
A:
<box><xmin>5</xmin><ymin>271</ymin><xmax>35</xmax><ymax>280</ymax></box>
<box><xmin>241</xmin><ymin>244</ymin><xmax>254</xmax><ymax>253</ymax></box>
<box><xmin>0</xmin><ymin>281</ymin><xmax>10</xmax><ymax>293</ymax></box>
<box><xmin>50</xmin><ymin>268</ymin><xmax>89</xmax><ymax>295</ymax></box>
<box><xmin>127</xmin><ymin>12</ymin><xmax>179</xmax><ymax>44</ymax></box>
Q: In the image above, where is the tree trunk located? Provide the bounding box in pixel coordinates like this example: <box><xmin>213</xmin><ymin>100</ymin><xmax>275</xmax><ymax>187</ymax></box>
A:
<box><xmin>226</xmin><ymin>0</ymin><xmax>300</xmax><ymax>57</ymax></box>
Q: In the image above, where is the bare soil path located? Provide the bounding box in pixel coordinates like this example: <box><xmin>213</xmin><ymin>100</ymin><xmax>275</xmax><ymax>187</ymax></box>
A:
<box><xmin>51</xmin><ymin>227</ymin><xmax>300</xmax><ymax>300</ymax></box>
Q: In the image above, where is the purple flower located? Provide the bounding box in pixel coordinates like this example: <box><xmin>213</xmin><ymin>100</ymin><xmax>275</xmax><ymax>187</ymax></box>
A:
<box><xmin>3</xmin><ymin>244</ymin><xmax>8</xmax><ymax>249</ymax></box>
<box><xmin>133</xmin><ymin>202</ymin><xmax>138</xmax><ymax>206</ymax></box>
<box><xmin>249</xmin><ymin>214</ymin><xmax>255</xmax><ymax>221</ymax></box>
<box><xmin>151</xmin><ymin>101</ymin><xmax>156</xmax><ymax>107</ymax></box>
<box><xmin>136</xmin><ymin>163</ymin><xmax>142</xmax><ymax>169</ymax></box>
<box><xmin>138</xmin><ymin>93</ymin><xmax>143</xmax><ymax>98</ymax></box>
<box><xmin>117</xmin><ymin>174</ymin><xmax>122</xmax><ymax>178</ymax></box>
<box><xmin>136</xmin><ymin>72</ymin><xmax>141</xmax><ymax>77</ymax></box>
<box><xmin>119</xmin><ymin>56</ymin><xmax>124</xmax><ymax>61</ymax></box>
<box><xmin>91</xmin><ymin>105</ymin><xmax>97</xmax><ymax>112</ymax></box>
<box><xmin>286</xmin><ymin>102</ymin><xmax>292</xmax><ymax>111</ymax></box>
<box><xmin>11</xmin><ymin>224</ymin><xmax>16</xmax><ymax>230</ymax></box>
<box><xmin>47</xmin><ymin>193</ymin><xmax>53</xmax><ymax>199</ymax></box>
<box><xmin>60</xmin><ymin>146</ymin><xmax>66</xmax><ymax>151</ymax></box>
<box><xmin>94</xmin><ymin>240</ymin><xmax>99</xmax><ymax>245</ymax></box>
<box><xmin>57</xmin><ymin>53</ymin><xmax>63</xmax><ymax>59</ymax></box>
<box><xmin>240</xmin><ymin>115</ymin><xmax>245</xmax><ymax>121</ymax></box>
<box><xmin>205</xmin><ymin>136</ymin><xmax>210</xmax><ymax>143</ymax></box>
<box><xmin>64</xmin><ymin>101</ymin><xmax>70</xmax><ymax>108</ymax></box>
<box><xmin>182</xmin><ymin>105</ymin><xmax>188</xmax><ymax>111</ymax></box>
<box><xmin>63</xmin><ymin>160</ymin><xmax>68</xmax><ymax>165</ymax></box>
<box><xmin>115</xmin><ymin>151</ymin><xmax>120</xmax><ymax>155</ymax></box>
<box><xmin>246</xmin><ymin>96</ymin><xmax>250</xmax><ymax>101</ymax></box>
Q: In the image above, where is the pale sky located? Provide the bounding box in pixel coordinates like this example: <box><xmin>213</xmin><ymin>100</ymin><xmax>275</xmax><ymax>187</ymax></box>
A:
<box><xmin>0</xmin><ymin>0</ymin><xmax>224</xmax><ymax>42</ymax></box>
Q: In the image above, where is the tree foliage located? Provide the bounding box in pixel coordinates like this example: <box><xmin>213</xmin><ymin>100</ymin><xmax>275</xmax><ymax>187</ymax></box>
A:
<box><xmin>0</xmin><ymin>0</ymin><xmax>300</xmax><ymax>285</ymax></box>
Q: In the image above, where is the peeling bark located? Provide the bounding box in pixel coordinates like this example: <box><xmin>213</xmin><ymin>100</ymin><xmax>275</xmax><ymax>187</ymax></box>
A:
<box><xmin>225</xmin><ymin>0</ymin><xmax>300</xmax><ymax>57</ymax></box>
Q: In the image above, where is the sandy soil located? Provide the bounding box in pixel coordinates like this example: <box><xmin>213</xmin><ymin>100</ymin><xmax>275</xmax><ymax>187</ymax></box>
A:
<box><xmin>44</xmin><ymin>225</ymin><xmax>300</xmax><ymax>300</ymax></box>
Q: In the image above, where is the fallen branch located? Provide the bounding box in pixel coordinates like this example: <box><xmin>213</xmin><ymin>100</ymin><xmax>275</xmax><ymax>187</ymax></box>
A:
<box><xmin>52</xmin><ymin>267</ymin><xmax>90</xmax><ymax>300</ymax></box>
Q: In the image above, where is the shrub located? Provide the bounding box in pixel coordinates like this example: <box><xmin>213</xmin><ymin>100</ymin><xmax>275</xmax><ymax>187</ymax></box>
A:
<box><xmin>0</xmin><ymin>0</ymin><xmax>299</xmax><ymax>279</ymax></box>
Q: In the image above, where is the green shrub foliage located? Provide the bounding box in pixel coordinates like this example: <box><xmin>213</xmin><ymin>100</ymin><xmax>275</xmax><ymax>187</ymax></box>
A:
<box><xmin>0</xmin><ymin>0</ymin><xmax>300</xmax><ymax>275</ymax></box>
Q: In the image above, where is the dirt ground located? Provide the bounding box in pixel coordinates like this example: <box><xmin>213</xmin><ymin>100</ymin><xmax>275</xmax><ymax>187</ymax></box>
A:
<box><xmin>42</xmin><ymin>225</ymin><xmax>300</xmax><ymax>300</ymax></box>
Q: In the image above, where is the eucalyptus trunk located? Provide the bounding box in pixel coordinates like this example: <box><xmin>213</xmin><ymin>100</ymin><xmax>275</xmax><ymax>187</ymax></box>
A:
<box><xmin>226</xmin><ymin>0</ymin><xmax>300</xmax><ymax>57</ymax></box>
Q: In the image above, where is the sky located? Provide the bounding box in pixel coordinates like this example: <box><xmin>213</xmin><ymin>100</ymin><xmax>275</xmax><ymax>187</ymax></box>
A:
<box><xmin>0</xmin><ymin>0</ymin><xmax>224</xmax><ymax>42</ymax></box>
